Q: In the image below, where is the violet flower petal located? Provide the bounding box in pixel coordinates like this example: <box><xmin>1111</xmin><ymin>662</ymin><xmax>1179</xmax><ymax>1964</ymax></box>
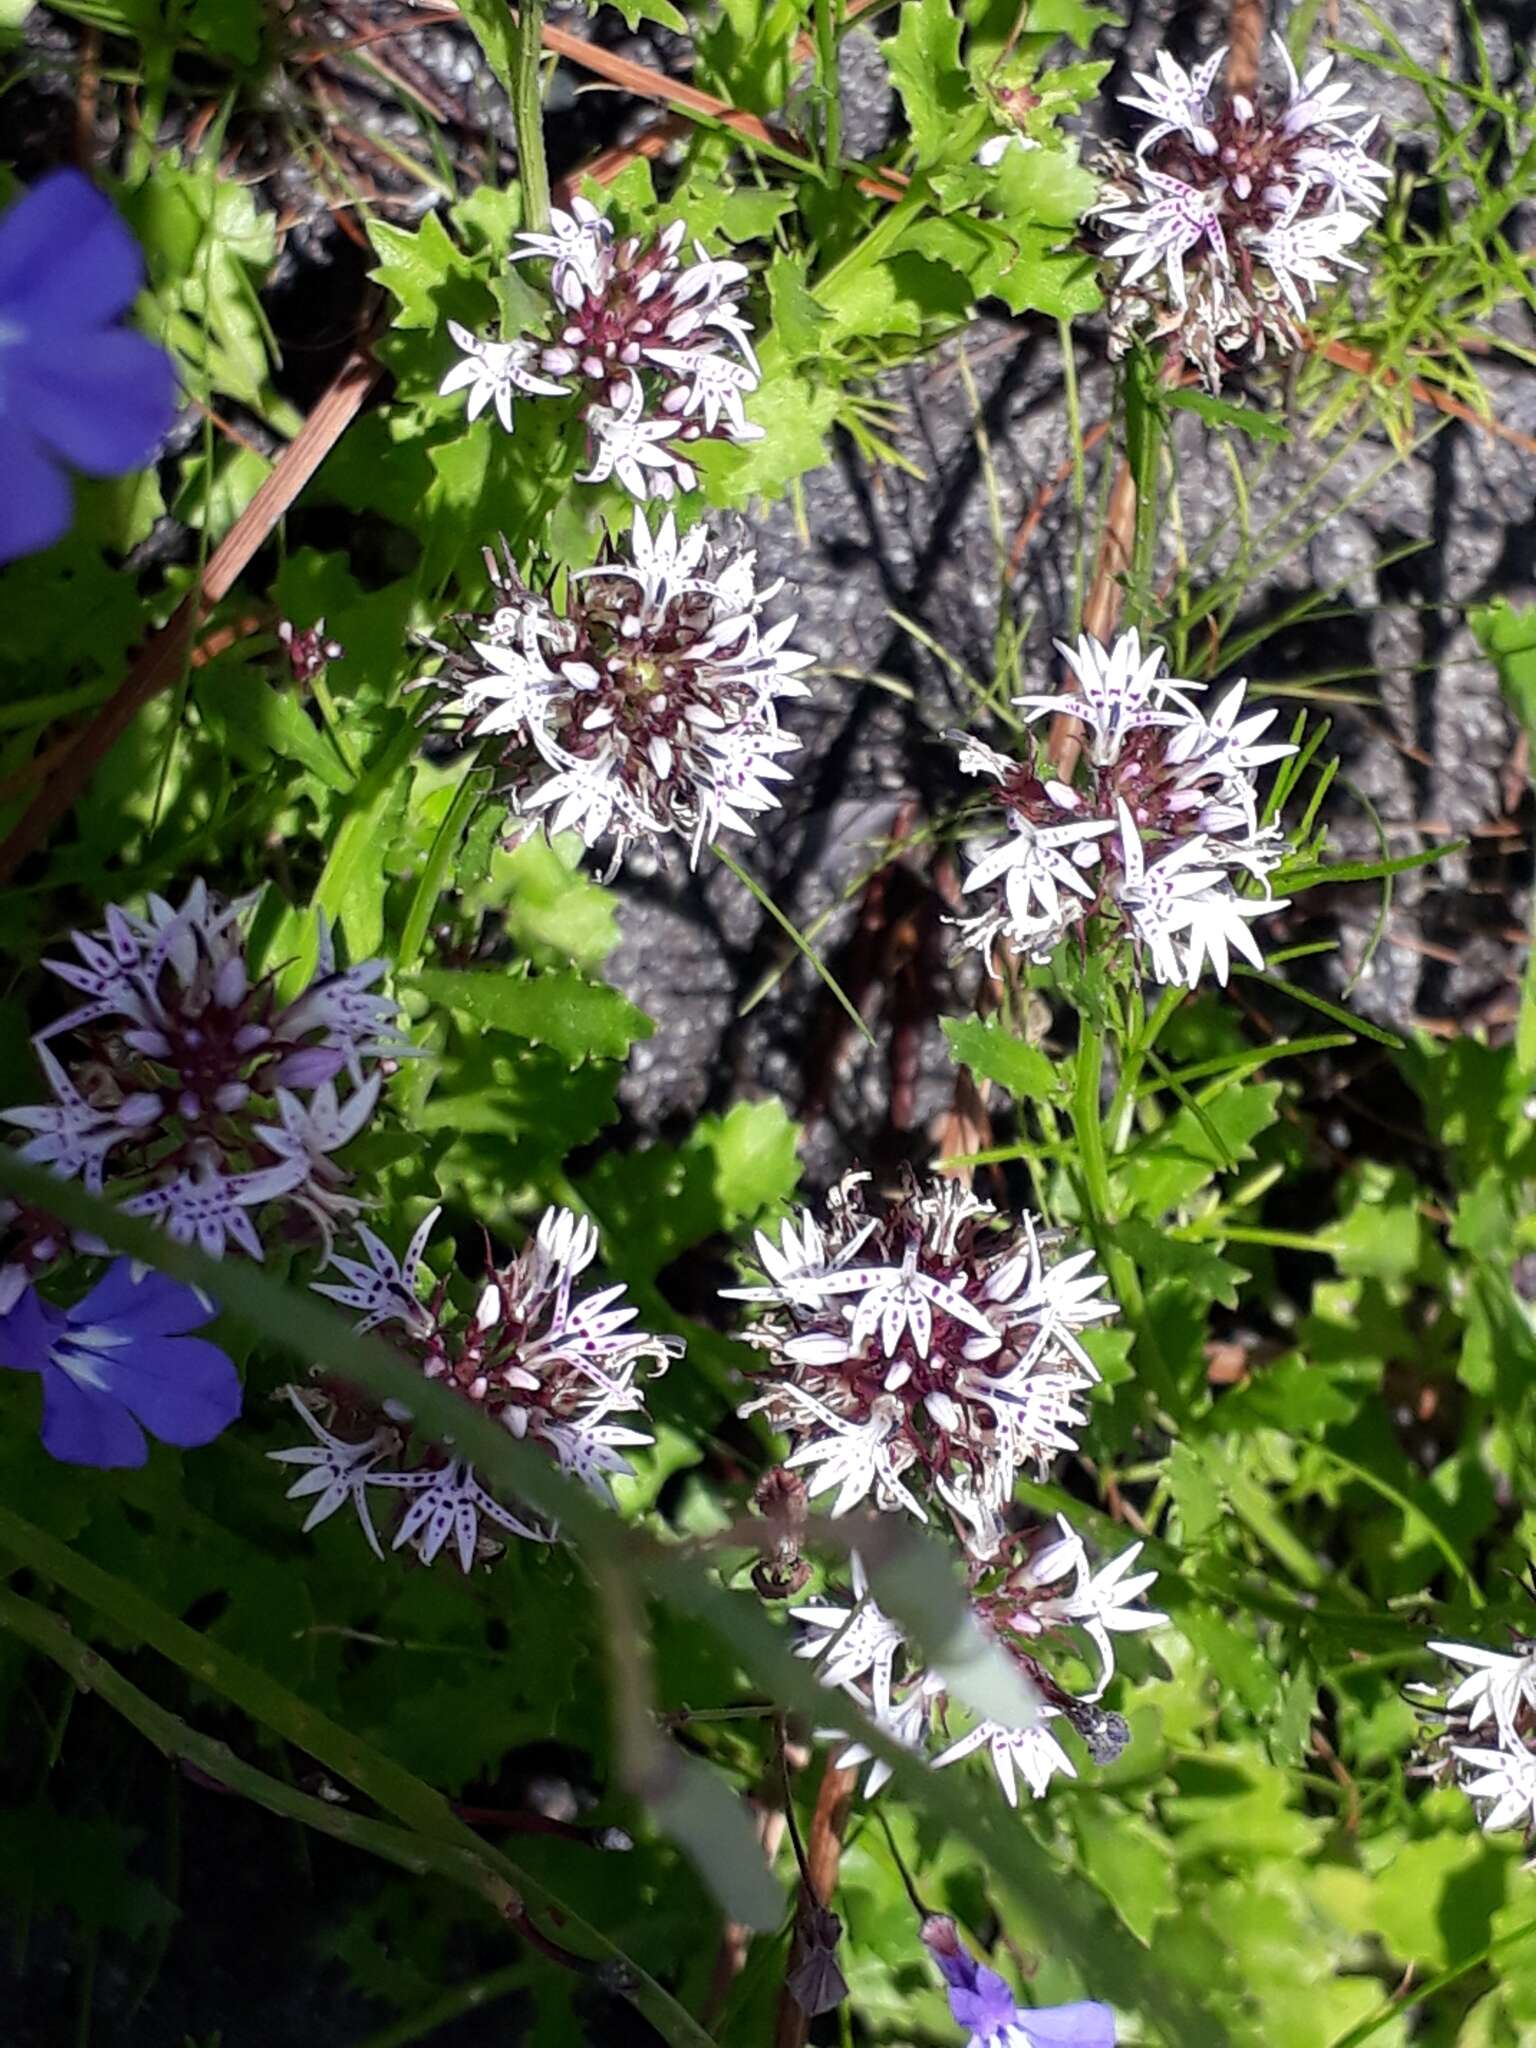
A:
<box><xmin>0</xmin><ymin>1286</ymin><xmax>66</xmax><ymax>1374</ymax></box>
<box><xmin>96</xmin><ymin>1334</ymin><xmax>242</xmax><ymax>1446</ymax></box>
<box><xmin>70</xmin><ymin>1262</ymin><xmax>214</xmax><ymax>1339</ymax></box>
<box><xmin>0</xmin><ymin>169</ymin><xmax>144</xmax><ymax>327</ymax></box>
<box><xmin>0</xmin><ymin>417</ymin><xmax>71</xmax><ymax>560</ymax></box>
<box><xmin>10</xmin><ymin>327</ymin><xmax>179</xmax><ymax>475</ymax></box>
<box><xmin>39</xmin><ymin>1369</ymin><xmax>149</xmax><ymax>1468</ymax></box>
<box><xmin>1016</xmin><ymin>2003</ymin><xmax>1117</xmax><ymax>2048</ymax></box>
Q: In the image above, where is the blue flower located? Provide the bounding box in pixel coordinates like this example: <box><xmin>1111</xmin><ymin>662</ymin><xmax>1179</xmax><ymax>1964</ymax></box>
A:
<box><xmin>0</xmin><ymin>168</ymin><xmax>178</xmax><ymax>563</ymax></box>
<box><xmin>0</xmin><ymin>1260</ymin><xmax>240</xmax><ymax>1468</ymax></box>
<box><xmin>922</xmin><ymin>1918</ymin><xmax>1115</xmax><ymax>2048</ymax></box>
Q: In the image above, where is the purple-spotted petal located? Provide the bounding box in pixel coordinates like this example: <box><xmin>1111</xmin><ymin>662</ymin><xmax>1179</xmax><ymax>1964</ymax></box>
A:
<box><xmin>38</xmin><ymin>1370</ymin><xmax>149</xmax><ymax>1468</ymax></box>
<box><xmin>0</xmin><ymin>417</ymin><xmax>72</xmax><ymax>562</ymax></box>
<box><xmin>0</xmin><ymin>169</ymin><xmax>145</xmax><ymax>328</ymax></box>
<box><xmin>9</xmin><ymin>328</ymin><xmax>178</xmax><ymax>474</ymax></box>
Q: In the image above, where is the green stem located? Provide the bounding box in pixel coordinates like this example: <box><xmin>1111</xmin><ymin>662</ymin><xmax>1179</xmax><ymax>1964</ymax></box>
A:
<box><xmin>513</xmin><ymin>0</ymin><xmax>551</xmax><ymax>234</ymax></box>
<box><xmin>398</xmin><ymin>766</ymin><xmax>491</xmax><ymax>974</ymax></box>
<box><xmin>813</xmin><ymin>0</ymin><xmax>843</xmax><ymax>179</ymax></box>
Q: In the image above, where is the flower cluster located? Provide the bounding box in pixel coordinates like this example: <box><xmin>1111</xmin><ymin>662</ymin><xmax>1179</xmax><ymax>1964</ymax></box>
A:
<box><xmin>270</xmin><ymin>1206</ymin><xmax>679</xmax><ymax>1572</ymax></box>
<box><xmin>1411</xmin><ymin>1636</ymin><xmax>1536</xmax><ymax>1840</ymax></box>
<box><xmin>729</xmin><ymin>1170</ymin><xmax>1114</xmax><ymax>1562</ymax></box>
<box><xmin>0</xmin><ymin>1259</ymin><xmax>240</xmax><ymax>1469</ymax></box>
<box><xmin>1093</xmin><ymin>36</ymin><xmax>1389</xmax><ymax>383</ymax></box>
<box><xmin>423</xmin><ymin>507</ymin><xmax>811</xmax><ymax>874</ymax></box>
<box><xmin>923</xmin><ymin>1917</ymin><xmax>1115</xmax><ymax>2048</ymax></box>
<box><xmin>440</xmin><ymin>197</ymin><xmax>762</xmax><ymax>501</ymax></box>
<box><xmin>1</xmin><ymin>880</ymin><xmax>408</xmax><ymax>1295</ymax></box>
<box><xmin>952</xmin><ymin>629</ymin><xmax>1294</xmax><ymax>987</ymax></box>
<box><xmin>791</xmin><ymin>1517</ymin><xmax>1163</xmax><ymax>1807</ymax></box>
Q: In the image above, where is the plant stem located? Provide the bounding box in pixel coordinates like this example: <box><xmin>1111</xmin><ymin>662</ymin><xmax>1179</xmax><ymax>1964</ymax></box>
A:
<box><xmin>813</xmin><ymin>0</ymin><xmax>842</xmax><ymax>178</ymax></box>
<box><xmin>514</xmin><ymin>0</ymin><xmax>551</xmax><ymax>233</ymax></box>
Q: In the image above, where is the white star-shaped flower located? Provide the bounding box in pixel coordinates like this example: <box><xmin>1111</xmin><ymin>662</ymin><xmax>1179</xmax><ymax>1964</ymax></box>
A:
<box><xmin>933</xmin><ymin>1714</ymin><xmax>1077</xmax><ymax>1806</ymax></box>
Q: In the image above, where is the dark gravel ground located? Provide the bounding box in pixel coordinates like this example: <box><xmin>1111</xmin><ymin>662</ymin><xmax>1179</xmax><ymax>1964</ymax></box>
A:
<box><xmin>604</xmin><ymin>1</ymin><xmax>1536</xmax><ymax>1182</ymax></box>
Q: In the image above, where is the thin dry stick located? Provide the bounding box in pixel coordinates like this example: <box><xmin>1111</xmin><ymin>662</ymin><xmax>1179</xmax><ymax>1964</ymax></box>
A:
<box><xmin>1227</xmin><ymin>0</ymin><xmax>1266</xmax><ymax>101</ymax></box>
<box><xmin>407</xmin><ymin>0</ymin><xmax>911</xmax><ymax>201</ymax></box>
<box><xmin>772</xmin><ymin>1759</ymin><xmax>857</xmax><ymax>2048</ymax></box>
<box><xmin>1045</xmin><ymin>457</ymin><xmax>1136</xmax><ymax>777</ymax></box>
<box><xmin>0</xmin><ymin>313</ymin><xmax>389</xmax><ymax>882</ymax></box>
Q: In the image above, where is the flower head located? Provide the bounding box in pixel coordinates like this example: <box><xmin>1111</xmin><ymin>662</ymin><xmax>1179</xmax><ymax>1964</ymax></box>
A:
<box><xmin>1413</xmin><ymin>1634</ymin><xmax>1536</xmax><ymax>1838</ymax></box>
<box><xmin>1095</xmin><ymin>34</ymin><xmax>1388</xmax><ymax>383</ymax></box>
<box><xmin>954</xmin><ymin>630</ymin><xmax>1292</xmax><ymax>986</ymax></box>
<box><xmin>424</xmin><ymin>508</ymin><xmax>811</xmax><ymax>874</ymax></box>
<box><xmin>729</xmin><ymin>1171</ymin><xmax>1113</xmax><ymax>1558</ymax></box>
<box><xmin>1</xmin><ymin>881</ymin><xmax>407</xmax><ymax>1274</ymax></box>
<box><xmin>0</xmin><ymin>1259</ymin><xmax>239</xmax><ymax>1468</ymax></box>
<box><xmin>440</xmin><ymin>201</ymin><xmax>762</xmax><ymax>501</ymax></box>
<box><xmin>273</xmin><ymin>1206</ymin><xmax>680</xmax><ymax>1569</ymax></box>
<box><xmin>0</xmin><ymin>169</ymin><xmax>178</xmax><ymax>561</ymax></box>
<box><xmin>921</xmin><ymin>1918</ymin><xmax>1116</xmax><ymax>2047</ymax></box>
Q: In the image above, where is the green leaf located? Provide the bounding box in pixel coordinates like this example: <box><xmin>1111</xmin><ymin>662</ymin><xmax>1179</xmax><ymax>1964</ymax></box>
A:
<box><xmin>1165</xmin><ymin>386</ymin><xmax>1290</xmax><ymax>443</ymax></box>
<box><xmin>989</xmin><ymin>142</ymin><xmax>1098</xmax><ymax>227</ymax></box>
<box><xmin>1073</xmin><ymin>1802</ymin><xmax>1176</xmax><ymax>1943</ymax></box>
<box><xmin>0</xmin><ymin>1809</ymin><xmax>175</xmax><ymax>1939</ymax></box>
<box><xmin>693</xmin><ymin>353</ymin><xmax>837</xmax><ymax>502</ymax></box>
<box><xmin>887</xmin><ymin>0</ymin><xmax>973</xmax><ymax>168</ymax></box>
<box><xmin>369</xmin><ymin>211</ymin><xmax>474</xmax><ymax>330</ymax></box>
<box><xmin>1474</xmin><ymin>597</ymin><xmax>1536</xmax><ymax>741</ymax></box>
<box><xmin>942</xmin><ymin>1015</ymin><xmax>1062</xmax><ymax>1101</ymax></box>
<box><xmin>193</xmin><ymin>666</ymin><xmax>354</xmax><ymax>793</ymax></box>
<box><xmin>1166</xmin><ymin>1441</ymin><xmax>1223</xmax><ymax>1545</ymax></box>
<box><xmin>606</xmin><ymin>0</ymin><xmax>687</xmax><ymax>28</ymax></box>
<box><xmin>1117</xmin><ymin>1084</ymin><xmax>1281</xmax><ymax>1215</ymax></box>
<box><xmin>765</xmin><ymin>249</ymin><xmax>832</xmax><ymax>364</ymax></box>
<box><xmin>1022</xmin><ymin>0</ymin><xmax>1115</xmax><ymax>44</ymax></box>
<box><xmin>414</xmin><ymin>965</ymin><xmax>653</xmax><ymax>1066</ymax></box>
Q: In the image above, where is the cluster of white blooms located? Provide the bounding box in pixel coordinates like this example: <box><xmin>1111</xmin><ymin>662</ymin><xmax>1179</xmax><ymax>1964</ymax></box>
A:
<box><xmin>270</xmin><ymin>1207</ymin><xmax>679</xmax><ymax>1572</ymax></box>
<box><xmin>424</xmin><ymin>508</ymin><xmax>812</xmax><ymax>876</ymax></box>
<box><xmin>1093</xmin><ymin>35</ymin><xmax>1389</xmax><ymax>382</ymax></box>
<box><xmin>791</xmin><ymin>1519</ymin><xmax>1164</xmax><ymax>1808</ymax></box>
<box><xmin>952</xmin><ymin>628</ymin><xmax>1294</xmax><ymax>988</ymax></box>
<box><xmin>729</xmin><ymin>1169</ymin><xmax>1115</xmax><ymax>1563</ymax></box>
<box><xmin>440</xmin><ymin>197</ymin><xmax>762</xmax><ymax>501</ymax></box>
<box><xmin>1412</xmin><ymin>1637</ymin><xmax>1536</xmax><ymax>1840</ymax></box>
<box><xmin>0</xmin><ymin>880</ymin><xmax>407</xmax><ymax>1302</ymax></box>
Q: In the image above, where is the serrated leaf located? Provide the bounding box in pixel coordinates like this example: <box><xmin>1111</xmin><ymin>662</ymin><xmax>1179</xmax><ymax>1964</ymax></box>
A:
<box><xmin>990</xmin><ymin>142</ymin><xmax>1098</xmax><ymax>226</ymax></box>
<box><xmin>1166</xmin><ymin>1441</ymin><xmax>1223</xmax><ymax>1545</ymax></box>
<box><xmin>943</xmin><ymin>1015</ymin><xmax>1061</xmax><ymax>1101</ymax></box>
<box><xmin>414</xmin><ymin>965</ymin><xmax>652</xmax><ymax>1064</ymax></box>
<box><xmin>1074</xmin><ymin>1803</ymin><xmax>1176</xmax><ymax>1943</ymax></box>
<box><xmin>194</xmin><ymin>667</ymin><xmax>354</xmax><ymax>793</ymax></box>
<box><xmin>1165</xmin><ymin>386</ymin><xmax>1289</xmax><ymax>443</ymax></box>
<box><xmin>369</xmin><ymin>210</ymin><xmax>473</xmax><ymax>331</ymax></box>
<box><xmin>887</xmin><ymin>0</ymin><xmax>973</xmax><ymax>167</ymax></box>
